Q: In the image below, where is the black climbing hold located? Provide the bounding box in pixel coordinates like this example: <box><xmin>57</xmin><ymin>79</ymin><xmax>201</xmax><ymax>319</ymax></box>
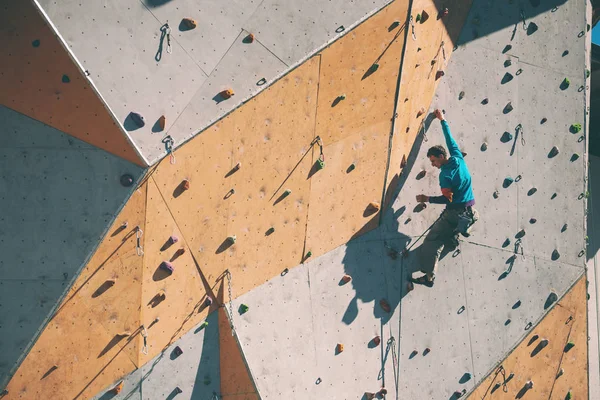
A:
<box><xmin>527</xmin><ymin>188</ymin><xmax>537</xmax><ymax>196</ymax></box>
<box><xmin>256</xmin><ymin>77</ymin><xmax>267</xmax><ymax>86</ymax></box>
<box><xmin>551</xmin><ymin>249</ymin><xmax>560</xmax><ymax>261</ymax></box>
<box><xmin>570</xmin><ymin>123</ymin><xmax>582</xmax><ymax>133</ymax></box>
<box><xmin>516</xmin><ymin>68</ymin><xmax>522</xmax><ymax>75</ymax></box>
<box><xmin>560</xmin><ymin>78</ymin><xmax>570</xmax><ymax>90</ymax></box>
<box><xmin>480</xmin><ymin>142</ymin><xmax>488</xmax><ymax>151</ymax></box>
<box><xmin>481</xmin><ymin>98</ymin><xmax>489</xmax><ymax>105</ymax></box>
<box><xmin>526</xmin><ymin>22</ymin><xmax>538</xmax><ymax>36</ymax></box>
<box><xmin>502</xmin><ymin>238</ymin><xmax>511</xmax><ymax>248</ymax></box>
<box><xmin>130</xmin><ymin>112</ymin><xmax>145</xmax><ymax>128</ymax></box>
<box><xmin>501</xmin><ymin>72</ymin><xmax>513</xmax><ymax>84</ymax></box>
<box><xmin>562</xmin><ymin>50</ymin><xmax>569</xmax><ymax>57</ymax></box>
<box><xmin>548</xmin><ymin>146</ymin><xmax>559</xmax><ymax>158</ymax></box>
<box><xmin>502</xmin><ymin>44</ymin><xmax>512</xmax><ymax>54</ymax></box>
<box><xmin>504</xmin><ymin>59</ymin><xmax>512</xmax><ymax>67</ymax></box>
<box><xmin>62</xmin><ymin>74</ymin><xmax>70</xmax><ymax>83</ymax></box>
<box><xmin>505</xmin><ymin>319</ymin><xmax>511</xmax><ymax>325</ymax></box>
<box><xmin>459</xmin><ymin>91</ymin><xmax>465</xmax><ymax>100</ymax></box>
<box><xmin>32</xmin><ymin>39</ymin><xmax>40</xmax><ymax>47</ymax></box>
<box><xmin>564</xmin><ymin>342</ymin><xmax>575</xmax><ymax>352</ymax></box>
<box><xmin>389</xmin><ymin>21</ymin><xmax>400</xmax><ymax>31</ymax></box>
<box><xmin>540</xmin><ymin>117</ymin><xmax>547</xmax><ymax>124</ymax></box>
<box><xmin>529</xmin><ymin>218</ymin><xmax>537</xmax><ymax>224</ymax></box>
<box><xmin>513</xmin><ymin>300</ymin><xmax>521</xmax><ymax>309</ymax></box>
<box><xmin>561</xmin><ymin>224</ymin><xmax>568</xmax><ymax>232</ymax></box>
<box><xmin>571</xmin><ymin>153</ymin><xmax>580</xmax><ymax>162</ymax></box>
<box><xmin>120</xmin><ymin>174</ymin><xmax>134</xmax><ymax>187</ymax></box>
<box><xmin>503</xmin><ymin>177</ymin><xmax>514</xmax><ymax>188</ymax></box>
<box><xmin>503</xmin><ymin>102</ymin><xmax>513</xmax><ymax>114</ymax></box>
<box><xmin>500</xmin><ymin>131</ymin><xmax>513</xmax><ymax>143</ymax></box>
<box><xmin>515</xmin><ymin>229</ymin><xmax>526</xmax><ymax>239</ymax></box>
<box><xmin>493</xmin><ymin>191</ymin><xmax>499</xmax><ymax>199</ymax></box>
<box><xmin>551</xmin><ymin>193</ymin><xmax>557</xmax><ymax>200</ymax></box>
<box><xmin>335</xmin><ymin>25</ymin><xmax>345</xmax><ymax>33</ymax></box>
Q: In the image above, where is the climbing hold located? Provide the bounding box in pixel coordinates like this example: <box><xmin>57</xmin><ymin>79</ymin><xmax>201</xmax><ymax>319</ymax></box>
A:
<box><xmin>571</xmin><ymin>153</ymin><xmax>580</xmax><ymax>162</ymax></box>
<box><xmin>420</xmin><ymin>11</ymin><xmax>429</xmax><ymax>23</ymax></box>
<box><xmin>416</xmin><ymin>13</ymin><xmax>421</xmax><ymax>22</ymax></box>
<box><xmin>348</xmin><ymin>163</ymin><xmax>356</xmax><ymax>172</ymax></box>
<box><xmin>501</xmin><ymin>131</ymin><xmax>513</xmax><ymax>143</ymax></box>
<box><xmin>370</xmin><ymin>63</ymin><xmax>380</xmax><ymax>73</ymax></box>
<box><xmin>233</xmin><ymin>162</ymin><xmax>241</xmax><ymax>171</ymax></box>
<box><xmin>175</xmin><ymin>387</ymin><xmax>183</xmax><ymax>394</ymax></box>
<box><xmin>481</xmin><ymin>98</ymin><xmax>489</xmax><ymax>105</ymax></box>
<box><xmin>220</xmin><ymin>89</ymin><xmax>235</xmax><ymax>99</ymax></box>
<box><xmin>557</xmin><ymin>368</ymin><xmax>564</xmax><ymax>378</ymax></box>
<box><xmin>111</xmin><ymin>381</ymin><xmax>124</xmax><ymax>394</ymax></box>
<box><xmin>423</xmin><ymin>347</ymin><xmax>431</xmax><ymax>355</ymax></box>
<box><xmin>540</xmin><ymin>338</ymin><xmax>549</xmax><ymax>346</ymax></box>
<box><xmin>284</xmin><ymin>189</ymin><xmax>292</xmax><ymax>196</ymax></box>
<box><xmin>417</xmin><ymin>107</ymin><xmax>425</xmax><ymax>118</ymax></box>
<box><xmin>501</xmin><ymin>72</ymin><xmax>514</xmax><ymax>84</ymax></box>
<box><xmin>561</xmin><ymin>224</ymin><xmax>568</xmax><ymax>232</ymax></box>
<box><xmin>239</xmin><ymin>304</ymin><xmax>249</xmax><ymax>314</ymax></box>
<box><xmin>158</xmin><ymin>115</ymin><xmax>166</xmax><ymax>131</ymax></box>
<box><xmin>431</xmin><ymin>59</ymin><xmax>437</xmax><ymax>66</ymax></box>
<box><xmin>181</xmin><ymin>18</ymin><xmax>197</xmax><ymax>29</ymax></box>
<box><xmin>175</xmin><ymin>248</ymin><xmax>186</xmax><ymax>257</ymax></box>
<box><xmin>570</xmin><ymin>123</ymin><xmax>582</xmax><ymax>133</ymax></box>
<box><xmin>174</xmin><ymin>346</ymin><xmax>183</xmax><ymax>356</ymax></box>
<box><xmin>541</xmin><ymin>117</ymin><xmax>547</xmax><ymax>124</ymax></box>
<box><xmin>453</xmin><ymin>389</ymin><xmax>466</xmax><ymax>398</ymax></box>
<box><xmin>169</xmin><ymin>235</ymin><xmax>179</xmax><ymax>244</ymax></box>
<box><xmin>502</xmin><ymin>238</ymin><xmax>511</xmax><ymax>248</ymax></box>
<box><xmin>380</xmin><ymin>299</ymin><xmax>391</xmax><ymax>313</ymax></box>
<box><xmin>160</xmin><ymin>261</ymin><xmax>174</xmax><ymax>274</ymax></box>
<box><xmin>130</xmin><ymin>112</ymin><xmax>145</xmax><ymax>127</ymax></box>
<box><xmin>503</xmin><ymin>177</ymin><xmax>514</xmax><ymax>188</ymax></box>
<box><xmin>200</xmin><ymin>321</ymin><xmax>209</xmax><ymax>329</ymax></box>
<box><xmin>373</xmin><ymin>336</ymin><xmax>381</xmax><ymax>346</ymax></box>
<box><xmin>439</xmin><ymin>7</ymin><xmax>449</xmax><ymax>18</ymax></box>
<box><xmin>182</xmin><ymin>179</ymin><xmax>190</xmax><ymax>190</ymax></box>
<box><xmin>226</xmin><ymin>235</ymin><xmax>236</xmax><ymax>244</ymax></box>
<box><xmin>565</xmin><ymin>341</ymin><xmax>575</xmax><ymax>352</ymax></box>
<box><xmin>548</xmin><ymin>146</ymin><xmax>560</xmax><ymax>158</ymax></box>
<box><xmin>527</xmin><ymin>187</ymin><xmax>537</xmax><ymax>196</ymax></box>
<box><xmin>120</xmin><ymin>174</ymin><xmax>134</xmax><ymax>187</ymax></box>
<box><xmin>204</xmin><ymin>296</ymin><xmax>213</xmax><ymax>307</ymax></box>
<box><xmin>526</xmin><ymin>380</ymin><xmax>534</xmax><ymax>389</ymax></box>
<box><xmin>305</xmin><ymin>250</ymin><xmax>312</xmax><ymax>259</ymax></box>
<box><xmin>407</xmin><ymin>281</ymin><xmax>414</xmax><ymax>292</ymax></box>
<box><xmin>62</xmin><ymin>74</ymin><xmax>70</xmax><ymax>83</ymax></box>
<box><xmin>338</xmin><ymin>94</ymin><xmax>347</xmax><ymax>101</ymax></box>
<box><xmin>266</xmin><ymin>227</ymin><xmax>275</xmax><ymax>235</ymax></box>
<box><xmin>493</xmin><ymin>190</ymin><xmax>499</xmax><ymax>199</ymax></box>
<box><xmin>551</xmin><ymin>193</ymin><xmax>557</xmax><ymax>200</ymax></box>
<box><xmin>587</xmin><ymin>69</ymin><xmax>591</xmax><ymax>78</ymax></box>
<box><xmin>504</xmin><ymin>59</ymin><xmax>512</xmax><ymax>67</ymax></box>
<box><xmin>503</xmin><ymin>102</ymin><xmax>514</xmax><ymax>113</ymax></box>
<box><xmin>561</xmin><ymin>78</ymin><xmax>570</xmax><ymax>89</ymax></box>
<box><xmin>400</xmin><ymin>155</ymin><xmax>407</xmax><ymax>168</ymax></box>
<box><xmin>502</xmin><ymin>44</ymin><xmax>512</xmax><ymax>54</ymax></box>
<box><xmin>552</xmin><ymin>249</ymin><xmax>560</xmax><ymax>260</ymax></box>
<box><xmin>341</xmin><ymin>274</ymin><xmax>352</xmax><ymax>284</ymax></box>
<box><xmin>245</xmin><ymin>33</ymin><xmax>255</xmax><ymax>43</ymax></box>
<box><xmin>32</xmin><ymin>39</ymin><xmax>40</xmax><ymax>47</ymax></box>
<box><xmin>336</xmin><ymin>343</ymin><xmax>344</xmax><ymax>353</ymax></box>
<box><xmin>459</xmin><ymin>91</ymin><xmax>465</xmax><ymax>100</ymax></box>
<box><xmin>435</xmin><ymin>70</ymin><xmax>445</xmax><ymax>80</ymax></box>
<box><xmin>516</xmin><ymin>229</ymin><xmax>526</xmax><ymax>238</ymax></box>
<box><xmin>369</xmin><ymin>202</ymin><xmax>381</xmax><ymax>211</ymax></box>
<box><xmin>317</xmin><ymin>158</ymin><xmax>325</xmax><ymax>170</ymax></box>
<box><xmin>566</xmin><ymin>390</ymin><xmax>572</xmax><ymax>400</ymax></box>
<box><xmin>480</xmin><ymin>142</ymin><xmax>488</xmax><ymax>151</ymax></box>
<box><xmin>529</xmin><ymin>218</ymin><xmax>537</xmax><ymax>224</ymax></box>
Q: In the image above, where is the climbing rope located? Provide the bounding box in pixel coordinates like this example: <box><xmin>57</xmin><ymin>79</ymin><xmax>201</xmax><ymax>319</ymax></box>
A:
<box><xmin>141</xmin><ymin>325</ymin><xmax>148</xmax><ymax>355</ymax></box>
<box><xmin>135</xmin><ymin>226</ymin><xmax>144</xmax><ymax>256</ymax></box>
<box><xmin>225</xmin><ymin>270</ymin><xmax>235</xmax><ymax>337</ymax></box>
<box><xmin>163</xmin><ymin>135</ymin><xmax>176</xmax><ymax>164</ymax></box>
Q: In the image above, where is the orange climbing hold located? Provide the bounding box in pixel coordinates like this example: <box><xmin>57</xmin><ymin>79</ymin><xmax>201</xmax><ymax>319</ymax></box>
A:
<box><xmin>221</xmin><ymin>89</ymin><xmax>235</xmax><ymax>99</ymax></box>
<box><xmin>158</xmin><ymin>115</ymin><xmax>166</xmax><ymax>131</ymax></box>
<box><xmin>111</xmin><ymin>381</ymin><xmax>124</xmax><ymax>394</ymax></box>
<box><xmin>417</xmin><ymin>107</ymin><xmax>425</xmax><ymax>118</ymax></box>
<box><xmin>380</xmin><ymin>299</ymin><xmax>391</xmax><ymax>313</ymax></box>
<box><xmin>182</xmin><ymin>179</ymin><xmax>190</xmax><ymax>190</ymax></box>
<box><xmin>436</xmin><ymin>70</ymin><xmax>445</xmax><ymax>80</ymax></box>
<box><xmin>182</xmin><ymin>18</ymin><xmax>197</xmax><ymax>29</ymax></box>
<box><xmin>246</xmin><ymin>33</ymin><xmax>255</xmax><ymax>43</ymax></box>
<box><xmin>341</xmin><ymin>274</ymin><xmax>352</xmax><ymax>283</ymax></box>
<box><xmin>369</xmin><ymin>202</ymin><xmax>381</xmax><ymax>211</ymax></box>
<box><xmin>336</xmin><ymin>343</ymin><xmax>344</xmax><ymax>353</ymax></box>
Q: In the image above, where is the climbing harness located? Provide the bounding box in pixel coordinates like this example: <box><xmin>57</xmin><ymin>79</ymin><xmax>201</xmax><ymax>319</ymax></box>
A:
<box><xmin>225</xmin><ymin>270</ymin><xmax>235</xmax><ymax>337</ymax></box>
<box><xmin>135</xmin><ymin>226</ymin><xmax>144</xmax><ymax>256</ymax></box>
<box><xmin>162</xmin><ymin>135</ymin><xmax>176</xmax><ymax>164</ymax></box>
<box><xmin>410</xmin><ymin>16</ymin><xmax>417</xmax><ymax>40</ymax></box>
<box><xmin>141</xmin><ymin>325</ymin><xmax>148</xmax><ymax>355</ymax></box>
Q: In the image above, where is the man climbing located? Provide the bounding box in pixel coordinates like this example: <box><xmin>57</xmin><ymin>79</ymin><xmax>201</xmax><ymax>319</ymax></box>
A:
<box><xmin>411</xmin><ymin>109</ymin><xmax>478</xmax><ymax>288</ymax></box>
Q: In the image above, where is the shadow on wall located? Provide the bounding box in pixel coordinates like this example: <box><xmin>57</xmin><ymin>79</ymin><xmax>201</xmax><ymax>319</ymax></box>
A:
<box><xmin>144</xmin><ymin>0</ymin><xmax>175</xmax><ymax>7</ymax></box>
<box><xmin>432</xmin><ymin>0</ymin><xmax>568</xmax><ymax>48</ymax></box>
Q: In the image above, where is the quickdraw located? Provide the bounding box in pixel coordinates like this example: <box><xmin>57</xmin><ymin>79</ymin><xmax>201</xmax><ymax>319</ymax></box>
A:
<box><xmin>410</xmin><ymin>16</ymin><xmax>417</xmax><ymax>40</ymax></box>
<box><xmin>162</xmin><ymin>135</ymin><xmax>176</xmax><ymax>164</ymax></box>
<box><xmin>314</xmin><ymin>136</ymin><xmax>325</xmax><ymax>169</ymax></box>
<box><xmin>141</xmin><ymin>325</ymin><xmax>148</xmax><ymax>355</ymax></box>
<box><xmin>136</xmin><ymin>226</ymin><xmax>144</xmax><ymax>256</ymax></box>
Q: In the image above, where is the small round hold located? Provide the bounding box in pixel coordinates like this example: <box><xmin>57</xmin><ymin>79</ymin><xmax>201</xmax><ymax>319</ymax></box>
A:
<box><xmin>529</xmin><ymin>218</ymin><xmax>537</xmax><ymax>224</ymax></box>
<box><xmin>493</xmin><ymin>191</ymin><xmax>499</xmax><ymax>199</ymax></box>
<box><xmin>62</xmin><ymin>74</ymin><xmax>71</xmax><ymax>83</ymax></box>
<box><xmin>481</xmin><ymin>98</ymin><xmax>489</xmax><ymax>105</ymax></box>
<box><xmin>373</xmin><ymin>336</ymin><xmax>381</xmax><ymax>346</ymax></box>
<box><xmin>459</xmin><ymin>91</ymin><xmax>465</xmax><ymax>100</ymax></box>
<box><xmin>32</xmin><ymin>39</ymin><xmax>41</xmax><ymax>47</ymax></box>
<box><xmin>541</xmin><ymin>117</ymin><xmax>547</xmax><ymax>124</ymax></box>
<box><xmin>557</xmin><ymin>368</ymin><xmax>564</xmax><ymax>378</ymax></box>
<box><xmin>120</xmin><ymin>174</ymin><xmax>135</xmax><ymax>187</ymax></box>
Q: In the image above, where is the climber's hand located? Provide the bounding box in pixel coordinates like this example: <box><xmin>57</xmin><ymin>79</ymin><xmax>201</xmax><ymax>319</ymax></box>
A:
<box><xmin>434</xmin><ymin>109</ymin><xmax>445</xmax><ymax>121</ymax></box>
<box><xmin>416</xmin><ymin>194</ymin><xmax>429</xmax><ymax>203</ymax></box>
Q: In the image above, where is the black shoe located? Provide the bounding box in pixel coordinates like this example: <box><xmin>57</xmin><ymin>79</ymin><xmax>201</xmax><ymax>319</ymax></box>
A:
<box><xmin>411</xmin><ymin>274</ymin><xmax>435</xmax><ymax>288</ymax></box>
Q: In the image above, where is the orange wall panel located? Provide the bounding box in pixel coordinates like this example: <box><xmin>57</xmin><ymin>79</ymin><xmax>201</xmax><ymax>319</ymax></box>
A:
<box><xmin>0</xmin><ymin>1</ymin><xmax>144</xmax><ymax>166</ymax></box>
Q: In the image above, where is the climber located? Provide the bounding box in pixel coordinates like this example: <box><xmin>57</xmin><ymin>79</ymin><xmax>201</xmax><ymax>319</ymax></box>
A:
<box><xmin>411</xmin><ymin>109</ymin><xmax>478</xmax><ymax>288</ymax></box>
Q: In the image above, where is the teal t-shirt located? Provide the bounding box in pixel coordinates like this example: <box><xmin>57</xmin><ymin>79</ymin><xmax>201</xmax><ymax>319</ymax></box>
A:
<box><xmin>437</xmin><ymin>120</ymin><xmax>475</xmax><ymax>207</ymax></box>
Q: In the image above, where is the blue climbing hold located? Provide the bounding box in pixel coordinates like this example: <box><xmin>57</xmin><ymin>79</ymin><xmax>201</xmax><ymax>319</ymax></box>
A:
<box><xmin>62</xmin><ymin>74</ymin><xmax>70</xmax><ymax>83</ymax></box>
<box><xmin>503</xmin><ymin>177</ymin><xmax>514</xmax><ymax>188</ymax></box>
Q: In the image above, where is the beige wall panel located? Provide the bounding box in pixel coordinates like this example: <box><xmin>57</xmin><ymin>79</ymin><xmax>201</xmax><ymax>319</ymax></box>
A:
<box><xmin>0</xmin><ymin>1</ymin><xmax>145</xmax><ymax>166</ymax></box>
<box><xmin>468</xmin><ymin>277</ymin><xmax>588</xmax><ymax>400</ymax></box>
<box><xmin>139</xmin><ymin>178</ymin><xmax>211</xmax><ymax>365</ymax></box>
<box><xmin>315</xmin><ymin>0</ymin><xmax>410</xmax><ymax>145</ymax></box>
<box><xmin>224</xmin><ymin>57</ymin><xmax>319</xmax><ymax>296</ymax></box>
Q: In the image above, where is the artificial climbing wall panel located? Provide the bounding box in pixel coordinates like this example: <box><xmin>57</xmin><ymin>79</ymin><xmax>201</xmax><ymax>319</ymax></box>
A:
<box><xmin>0</xmin><ymin>0</ymin><xmax>144</xmax><ymax>166</ymax></box>
<box><xmin>3</xmin><ymin>183</ymin><xmax>147</xmax><ymax>399</ymax></box>
<box><xmin>153</xmin><ymin>57</ymin><xmax>319</xmax><ymax>300</ymax></box>
<box><xmin>467</xmin><ymin>277</ymin><xmax>588</xmax><ymax>400</ymax></box>
<box><xmin>139</xmin><ymin>179</ymin><xmax>211</xmax><ymax>365</ymax></box>
<box><xmin>384</xmin><ymin>0</ymin><xmax>473</xmax><ymax>209</ymax></box>
<box><xmin>305</xmin><ymin>0</ymin><xmax>410</xmax><ymax>257</ymax></box>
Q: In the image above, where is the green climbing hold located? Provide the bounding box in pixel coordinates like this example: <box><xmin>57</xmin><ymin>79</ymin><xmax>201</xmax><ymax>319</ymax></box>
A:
<box><xmin>240</xmin><ymin>304</ymin><xmax>249</xmax><ymax>314</ymax></box>
<box><xmin>561</xmin><ymin>77</ymin><xmax>570</xmax><ymax>89</ymax></box>
<box><xmin>565</xmin><ymin>341</ymin><xmax>575</xmax><ymax>352</ymax></box>
<box><xmin>32</xmin><ymin>39</ymin><xmax>40</xmax><ymax>47</ymax></box>
<box><xmin>570</xmin><ymin>123</ymin><xmax>582</xmax><ymax>133</ymax></box>
<box><xmin>200</xmin><ymin>321</ymin><xmax>208</xmax><ymax>328</ymax></box>
<box><xmin>371</xmin><ymin>63</ymin><xmax>379</xmax><ymax>72</ymax></box>
<box><xmin>566</xmin><ymin>391</ymin><xmax>572</xmax><ymax>400</ymax></box>
<box><xmin>416</xmin><ymin>13</ymin><xmax>421</xmax><ymax>22</ymax></box>
<box><xmin>306</xmin><ymin>250</ymin><xmax>312</xmax><ymax>258</ymax></box>
<box><xmin>317</xmin><ymin>159</ymin><xmax>325</xmax><ymax>170</ymax></box>
<box><xmin>587</xmin><ymin>69</ymin><xmax>591</xmax><ymax>79</ymax></box>
<box><xmin>62</xmin><ymin>74</ymin><xmax>70</xmax><ymax>83</ymax></box>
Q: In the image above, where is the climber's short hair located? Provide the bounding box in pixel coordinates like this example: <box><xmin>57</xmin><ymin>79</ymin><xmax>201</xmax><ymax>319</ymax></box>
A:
<box><xmin>427</xmin><ymin>145</ymin><xmax>447</xmax><ymax>159</ymax></box>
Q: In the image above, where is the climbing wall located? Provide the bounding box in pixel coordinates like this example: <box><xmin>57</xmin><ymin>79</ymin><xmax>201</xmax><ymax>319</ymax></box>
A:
<box><xmin>0</xmin><ymin>105</ymin><xmax>143</xmax><ymax>391</ymax></box>
<box><xmin>468</xmin><ymin>277</ymin><xmax>588</xmax><ymax>400</ymax></box>
<box><xmin>0</xmin><ymin>0</ymin><xmax>144</xmax><ymax>166</ymax></box>
<box><xmin>36</xmin><ymin>0</ymin><xmax>395</xmax><ymax>163</ymax></box>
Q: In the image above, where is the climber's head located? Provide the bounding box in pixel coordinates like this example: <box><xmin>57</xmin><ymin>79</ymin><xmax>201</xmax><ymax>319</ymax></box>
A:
<box><xmin>427</xmin><ymin>145</ymin><xmax>448</xmax><ymax>169</ymax></box>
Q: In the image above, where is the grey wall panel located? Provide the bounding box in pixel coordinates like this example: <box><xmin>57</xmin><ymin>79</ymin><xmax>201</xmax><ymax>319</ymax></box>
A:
<box><xmin>0</xmin><ymin>106</ymin><xmax>142</xmax><ymax>388</ymax></box>
<box><xmin>244</xmin><ymin>0</ymin><xmax>392</xmax><ymax>65</ymax></box>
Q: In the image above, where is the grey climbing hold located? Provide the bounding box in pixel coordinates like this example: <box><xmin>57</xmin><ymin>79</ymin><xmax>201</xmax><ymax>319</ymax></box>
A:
<box><xmin>516</xmin><ymin>229</ymin><xmax>526</xmax><ymax>239</ymax></box>
<box><xmin>130</xmin><ymin>112</ymin><xmax>146</xmax><ymax>128</ymax></box>
<box><xmin>552</xmin><ymin>249</ymin><xmax>560</xmax><ymax>260</ymax></box>
<box><xmin>548</xmin><ymin>146</ymin><xmax>559</xmax><ymax>158</ymax></box>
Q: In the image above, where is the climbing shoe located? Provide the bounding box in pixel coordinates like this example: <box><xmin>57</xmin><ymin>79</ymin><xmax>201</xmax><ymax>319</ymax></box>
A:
<box><xmin>411</xmin><ymin>275</ymin><xmax>435</xmax><ymax>288</ymax></box>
